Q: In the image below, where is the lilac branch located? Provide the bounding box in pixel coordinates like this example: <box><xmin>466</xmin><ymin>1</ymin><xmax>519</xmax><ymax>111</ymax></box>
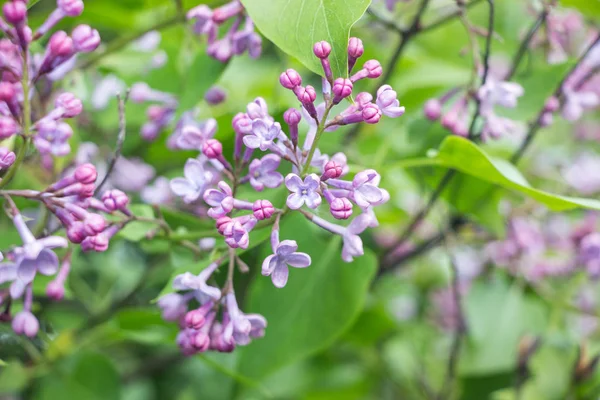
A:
<box><xmin>505</xmin><ymin>8</ymin><xmax>549</xmax><ymax>80</ymax></box>
<box><xmin>95</xmin><ymin>90</ymin><xmax>130</xmax><ymax>196</ymax></box>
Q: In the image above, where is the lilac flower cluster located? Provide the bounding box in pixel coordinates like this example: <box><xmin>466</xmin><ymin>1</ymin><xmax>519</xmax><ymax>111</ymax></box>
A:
<box><xmin>539</xmin><ymin>39</ymin><xmax>600</xmax><ymax>126</ymax></box>
<box><xmin>160</xmin><ymin>38</ymin><xmax>402</xmax><ymax>354</ymax></box>
<box><xmin>158</xmin><ymin>261</ymin><xmax>266</xmax><ymax>354</ymax></box>
<box><xmin>423</xmin><ymin>77</ymin><xmax>524</xmax><ymax>140</ymax></box>
<box><xmin>187</xmin><ymin>0</ymin><xmax>261</xmax><ymax>62</ymax></box>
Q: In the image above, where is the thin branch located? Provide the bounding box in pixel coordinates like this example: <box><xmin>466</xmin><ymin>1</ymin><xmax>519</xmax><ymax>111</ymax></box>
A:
<box><xmin>95</xmin><ymin>90</ymin><xmax>130</xmax><ymax>195</ymax></box>
<box><xmin>437</xmin><ymin>256</ymin><xmax>467</xmax><ymax>400</ymax></box>
<box><xmin>505</xmin><ymin>9</ymin><xmax>548</xmax><ymax>80</ymax></box>
<box><xmin>511</xmin><ymin>32</ymin><xmax>600</xmax><ymax>164</ymax></box>
<box><xmin>378</xmin><ymin>230</ymin><xmax>446</xmax><ymax>275</ymax></box>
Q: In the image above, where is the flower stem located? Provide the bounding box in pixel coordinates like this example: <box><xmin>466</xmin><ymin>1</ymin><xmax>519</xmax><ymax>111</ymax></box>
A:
<box><xmin>301</xmin><ymin>103</ymin><xmax>334</xmax><ymax>175</ymax></box>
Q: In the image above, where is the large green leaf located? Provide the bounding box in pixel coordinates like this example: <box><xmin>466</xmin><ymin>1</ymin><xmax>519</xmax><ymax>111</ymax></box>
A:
<box><xmin>241</xmin><ymin>0</ymin><xmax>371</xmax><ymax>78</ymax></box>
<box><xmin>560</xmin><ymin>0</ymin><xmax>600</xmax><ymax>19</ymax></box>
<box><xmin>237</xmin><ymin>213</ymin><xmax>377</xmax><ymax>380</ymax></box>
<box><xmin>389</xmin><ymin>136</ymin><xmax>600</xmax><ymax>212</ymax></box>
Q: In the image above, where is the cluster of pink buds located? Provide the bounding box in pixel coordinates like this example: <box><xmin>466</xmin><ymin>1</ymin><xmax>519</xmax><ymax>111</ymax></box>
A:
<box><xmin>187</xmin><ymin>0</ymin><xmax>261</xmax><ymax>62</ymax></box>
<box><xmin>158</xmin><ymin>262</ymin><xmax>266</xmax><ymax>355</ymax></box>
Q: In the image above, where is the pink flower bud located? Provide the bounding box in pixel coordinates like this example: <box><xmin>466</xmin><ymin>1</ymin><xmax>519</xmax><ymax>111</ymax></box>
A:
<box><xmin>3</xmin><ymin>1</ymin><xmax>27</xmax><ymax>25</ymax></box>
<box><xmin>361</xmin><ymin>103</ymin><xmax>382</xmax><ymax>124</ymax></box>
<box><xmin>332</xmin><ymin>78</ymin><xmax>353</xmax><ymax>104</ymax></box>
<box><xmin>424</xmin><ymin>99</ymin><xmax>442</xmax><ymax>121</ymax></box>
<box><xmin>72</xmin><ymin>24</ymin><xmax>100</xmax><ymax>53</ymax></box>
<box><xmin>204</xmin><ymin>86</ymin><xmax>227</xmax><ymax>105</ymax></box>
<box><xmin>232</xmin><ymin>112</ymin><xmax>252</xmax><ymax>134</ymax></box>
<box><xmin>544</xmin><ymin>96</ymin><xmax>560</xmax><ymax>113</ymax></box>
<box><xmin>0</xmin><ymin>116</ymin><xmax>18</xmax><ymax>139</ymax></box>
<box><xmin>185</xmin><ymin>309</ymin><xmax>207</xmax><ymax>329</ymax></box>
<box><xmin>81</xmin><ymin>233</ymin><xmax>109</xmax><ymax>252</ymax></box>
<box><xmin>0</xmin><ymin>146</ymin><xmax>16</xmax><ymax>168</ymax></box>
<box><xmin>57</xmin><ymin>0</ymin><xmax>84</xmax><ymax>16</ymax></box>
<box><xmin>102</xmin><ymin>189</ymin><xmax>129</xmax><ymax>212</ymax></box>
<box><xmin>67</xmin><ymin>222</ymin><xmax>87</xmax><ymax>244</ymax></box>
<box><xmin>55</xmin><ymin>92</ymin><xmax>82</xmax><ymax>117</ymax></box>
<box><xmin>441</xmin><ymin>113</ymin><xmax>457</xmax><ymax>130</ymax></box>
<box><xmin>322</xmin><ymin>160</ymin><xmax>343</xmax><ymax>180</ymax></box>
<box><xmin>348</xmin><ymin>37</ymin><xmax>364</xmax><ymax>59</ymax></box>
<box><xmin>279</xmin><ymin>69</ymin><xmax>302</xmax><ymax>89</ymax></box>
<box><xmin>363</xmin><ymin>60</ymin><xmax>382</xmax><ymax>78</ymax></box>
<box><xmin>46</xmin><ymin>280</ymin><xmax>65</xmax><ymax>301</ymax></box>
<box><xmin>83</xmin><ymin>213</ymin><xmax>106</xmax><ymax>236</ymax></box>
<box><xmin>192</xmin><ymin>332</ymin><xmax>210</xmax><ymax>352</ymax></box>
<box><xmin>313</xmin><ymin>41</ymin><xmax>332</xmax><ymax>59</ymax></box>
<box><xmin>295</xmin><ymin>85</ymin><xmax>317</xmax><ymax>103</ymax></box>
<box><xmin>49</xmin><ymin>31</ymin><xmax>74</xmax><ymax>56</ymax></box>
<box><xmin>330</xmin><ymin>197</ymin><xmax>352</xmax><ymax>220</ymax></box>
<box><xmin>283</xmin><ymin>108</ymin><xmax>301</xmax><ymax>126</ymax></box>
<box><xmin>0</xmin><ymin>82</ymin><xmax>15</xmax><ymax>101</ymax></box>
<box><xmin>12</xmin><ymin>311</ymin><xmax>39</xmax><ymax>337</ymax></box>
<box><xmin>216</xmin><ymin>216</ymin><xmax>232</xmax><ymax>235</ymax></box>
<box><xmin>74</xmin><ymin>163</ymin><xmax>97</xmax><ymax>184</ymax></box>
<box><xmin>202</xmin><ymin>138</ymin><xmax>223</xmax><ymax>159</ymax></box>
<box><xmin>253</xmin><ymin>199</ymin><xmax>275</xmax><ymax>220</ymax></box>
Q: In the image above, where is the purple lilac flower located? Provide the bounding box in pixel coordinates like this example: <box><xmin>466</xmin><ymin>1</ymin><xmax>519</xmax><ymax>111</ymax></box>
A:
<box><xmin>244</xmin><ymin>119</ymin><xmax>282</xmax><ymax>151</ymax></box>
<box><xmin>170</xmin><ymin>158</ymin><xmax>214</xmax><ymax>203</ymax></box>
<box><xmin>34</xmin><ymin>120</ymin><xmax>73</xmax><ymax>156</ymax></box>
<box><xmin>111</xmin><ymin>157</ymin><xmax>156</xmax><ymax>192</ymax></box>
<box><xmin>262</xmin><ymin>230</ymin><xmax>311</xmax><ymax>288</ymax></box>
<box><xmin>223</xmin><ymin>292</ymin><xmax>267</xmax><ymax>345</ymax></box>
<box><xmin>563</xmin><ymin>153</ymin><xmax>600</xmax><ymax>195</ymax></box>
<box><xmin>176</xmin><ymin>119</ymin><xmax>217</xmax><ymax>150</ymax></box>
<box><xmin>285</xmin><ymin>173</ymin><xmax>321</xmax><ymax>209</ymax></box>
<box><xmin>248</xmin><ymin>154</ymin><xmax>283</xmax><ymax>191</ymax></box>
<box><xmin>203</xmin><ymin>181</ymin><xmax>234</xmax><ymax>218</ymax></box>
<box><xmin>376</xmin><ymin>85</ymin><xmax>405</xmax><ymax>117</ymax></box>
<box><xmin>141</xmin><ymin>176</ymin><xmax>173</xmax><ymax>205</ymax></box>
<box><xmin>172</xmin><ymin>261</ymin><xmax>222</xmax><ymax>302</ymax></box>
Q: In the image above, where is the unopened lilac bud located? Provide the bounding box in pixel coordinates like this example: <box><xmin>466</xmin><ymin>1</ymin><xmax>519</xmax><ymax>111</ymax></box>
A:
<box><xmin>49</xmin><ymin>30</ymin><xmax>74</xmax><ymax>56</ymax></box>
<box><xmin>295</xmin><ymin>85</ymin><xmax>317</xmax><ymax>103</ymax></box>
<box><xmin>216</xmin><ymin>217</ymin><xmax>232</xmax><ymax>235</ymax></box>
<box><xmin>313</xmin><ymin>41</ymin><xmax>332</xmax><ymax>59</ymax></box>
<box><xmin>362</xmin><ymin>103</ymin><xmax>382</xmax><ymax>124</ymax></box>
<box><xmin>102</xmin><ymin>189</ymin><xmax>129</xmax><ymax>212</ymax></box>
<box><xmin>75</xmin><ymin>163</ymin><xmax>97</xmax><ymax>184</ymax></box>
<box><xmin>347</xmin><ymin>37</ymin><xmax>364</xmax><ymax>72</ymax></box>
<box><xmin>55</xmin><ymin>92</ymin><xmax>82</xmax><ymax>117</ymax></box>
<box><xmin>3</xmin><ymin>1</ymin><xmax>27</xmax><ymax>25</ymax></box>
<box><xmin>185</xmin><ymin>309</ymin><xmax>206</xmax><ymax>329</ymax></box>
<box><xmin>232</xmin><ymin>112</ymin><xmax>252</xmax><ymax>134</ymax></box>
<box><xmin>441</xmin><ymin>113</ymin><xmax>457</xmax><ymax>130</ymax></box>
<box><xmin>540</xmin><ymin>111</ymin><xmax>553</xmax><ymax>127</ymax></box>
<box><xmin>544</xmin><ymin>96</ymin><xmax>560</xmax><ymax>113</ymax></box>
<box><xmin>0</xmin><ymin>147</ymin><xmax>16</xmax><ymax>168</ymax></box>
<box><xmin>67</xmin><ymin>222</ymin><xmax>86</xmax><ymax>243</ymax></box>
<box><xmin>81</xmin><ymin>233</ymin><xmax>109</xmax><ymax>252</ymax></box>
<box><xmin>83</xmin><ymin>213</ymin><xmax>106</xmax><ymax>236</ymax></box>
<box><xmin>355</xmin><ymin>92</ymin><xmax>373</xmax><ymax>108</ymax></box>
<box><xmin>0</xmin><ymin>82</ymin><xmax>15</xmax><ymax>102</ymax></box>
<box><xmin>279</xmin><ymin>69</ymin><xmax>302</xmax><ymax>89</ymax></box>
<box><xmin>322</xmin><ymin>160</ymin><xmax>343</xmax><ymax>180</ymax></box>
<box><xmin>0</xmin><ymin>116</ymin><xmax>18</xmax><ymax>139</ymax></box>
<box><xmin>72</xmin><ymin>25</ymin><xmax>100</xmax><ymax>53</ymax></box>
<box><xmin>364</xmin><ymin>60</ymin><xmax>382</xmax><ymax>78</ymax></box>
<box><xmin>330</xmin><ymin>197</ymin><xmax>353</xmax><ymax>219</ymax></box>
<box><xmin>424</xmin><ymin>99</ymin><xmax>442</xmax><ymax>121</ymax></box>
<box><xmin>253</xmin><ymin>199</ymin><xmax>275</xmax><ymax>220</ymax></box>
<box><xmin>283</xmin><ymin>108</ymin><xmax>301</xmax><ymax>146</ymax></box>
<box><xmin>202</xmin><ymin>139</ymin><xmax>223</xmax><ymax>159</ymax></box>
<box><xmin>12</xmin><ymin>311</ymin><xmax>39</xmax><ymax>337</ymax></box>
<box><xmin>57</xmin><ymin>0</ymin><xmax>84</xmax><ymax>16</ymax></box>
<box><xmin>191</xmin><ymin>332</ymin><xmax>210</xmax><ymax>352</ymax></box>
<box><xmin>332</xmin><ymin>78</ymin><xmax>353</xmax><ymax>104</ymax></box>
<box><xmin>46</xmin><ymin>280</ymin><xmax>65</xmax><ymax>300</ymax></box>
<box><xmin>204</xmin><ymin>86</ymin><xmax>227</xmax><ymax>105</ymax></box>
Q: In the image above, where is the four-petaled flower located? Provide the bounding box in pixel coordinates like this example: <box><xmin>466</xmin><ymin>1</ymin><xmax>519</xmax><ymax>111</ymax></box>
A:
<box><xmin>262</xmin><ymin>230</ymin><xmax>311</xmax><ymax>288</ymax></box>
<box><xmin>170</xmin><ymin>158</ymin><xmax>214</xmax><ymax>203</ymax></box>
<box><xmin>223</xmin><ymin>293</ymin><xmax>267</xmax><ymax>345</ymax></box>
<box><xmin>376</xmin><ymin>85</ymin><xmax>405</xmax><ymax>118</ymax></box>
<box><xmin>243</xmin><ymin>119</ymin><xmax>282</xmax><ymax>151</ymax></box>
<box><xmin>285</xmin><ymin>173</ymin><xmax>321</xmax><ymax>209</ymax></box>
<box><xmin>341</xmin><ymin>214</ymin><xmax>372</xmax><ymax>262</ymax></box>
<box><xmin>352</xmin><ymin>169</ymin><xmax>387</xmax><ymax>209</ymax></box>
<box><xmin>203</xmin><ymin>181</ymin><xmax>234</xmax><ymax>218</ymax></box>
<box><xmin>248</xmin><ymin>154</ymin><xmax>284</xmax><ymax>191</ymax></box>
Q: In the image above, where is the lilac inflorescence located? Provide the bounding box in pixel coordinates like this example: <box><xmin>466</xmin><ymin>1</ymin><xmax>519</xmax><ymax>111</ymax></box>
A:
<box><xmin>187</xmin><ymin>0</ymin><xmax>261</xmax><ymax>62</ymax></box>
<box><xmin>162</xmin><ymin>38</ymin><xmax>402</xmax><ymax>354</ymax></box>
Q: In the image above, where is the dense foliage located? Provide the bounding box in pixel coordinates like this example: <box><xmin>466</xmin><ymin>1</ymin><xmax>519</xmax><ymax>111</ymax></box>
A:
<box><xmin>0</xmin><ymin>0</ymin><xmax>600</xmax><ymax>399</ymax></box>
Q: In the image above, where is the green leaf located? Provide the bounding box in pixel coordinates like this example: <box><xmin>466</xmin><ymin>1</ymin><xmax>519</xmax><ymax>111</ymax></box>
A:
<box><xmin>241</xmin><ymin>0</ymin><xmax>371</xmax><ymax>77</ymax></box>
<box><xmin>118</xmin><ymin>205</ymin><xmax>156</xmax><ymax>242</ymax></box>
<box><xmin>237</xmin><ymin>213</ymin><xmax>377</xmax><ymax>380</ymax></box>
<box><xmin>389</xmin><ymin>136</ymin><xmax>600</xmax><ymax>212</ymax></box>
<box><xmin>560</xmin><ymin>0</ymin><xmax>600</xmax><ymax>19</ymax></box>
<box><xmin>459</xmin><ymin>278</ymin><xmax>547</xmax><ymax>375</ymax></box>
<box><xmin>0</xmin><ymin>361</ymin><xmax>29</xmax><ymax>394</ymax></box>
<box><xmin>177</xmin><ymin>51</ymin><xmax>228</xmax><ymax>115</ymax></box>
